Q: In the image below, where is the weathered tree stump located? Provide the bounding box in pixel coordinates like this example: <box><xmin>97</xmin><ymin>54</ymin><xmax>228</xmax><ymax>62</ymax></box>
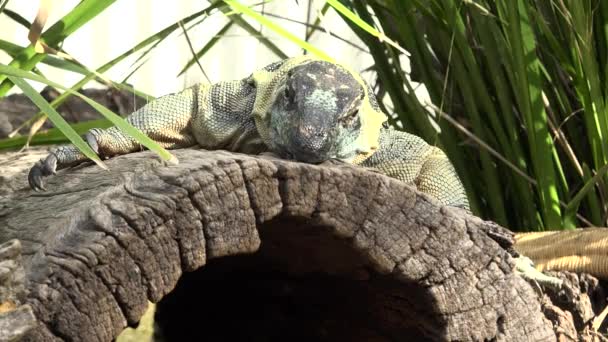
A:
<box><xmin>0</xmin><ymin>148</ymin><xmax>586</xmax><ymax>341</ymax></box>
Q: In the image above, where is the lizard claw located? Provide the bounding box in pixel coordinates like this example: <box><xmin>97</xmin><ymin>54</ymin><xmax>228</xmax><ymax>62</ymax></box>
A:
<box><xmin>28</xmin><ymin>153</ymin><xmax>57</xmax><ymax>192</ymax></box>
<box><xmin>85</xmin><ymin>131</ymin><xmax>99</xmax><ymax>154</ymax></box>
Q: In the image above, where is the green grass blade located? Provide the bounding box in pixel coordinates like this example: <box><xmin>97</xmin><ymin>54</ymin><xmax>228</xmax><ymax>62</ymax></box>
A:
<box><xmin>0</xmin><ymin>0</ymin><xmax>117</xmax><ymax>96</ymax></box>
<box><xmin>0</xmin><ymin>119</ymin><xmax>112</xmax><ymax>149</ymax></box>
<box><xmin>565</xmin><ymin>162</ymin><xmax>608</xmax><ymax>218</ymax></box>
<box><xmin>0</xmin><ymin>39</ymin><xmax>86</xmax><ymax>74</ymax></box>
<box><xmin>581</xmin><ymin>164</ymin><xmax>603</xmax><ymax>226</ymax></box>
<box><xmin>8</xmin><ymin>75</ymin><xmax>106</xmax><ymax>169</ymax></box>
<box><xmin>177</xmin><ymin>21</ymin><xmax>234</xmax><ymax>77</ymax></box>
<box><xmin>224</xmin><ymin>0</ymin><xmax>331</xmax><ymax>61</ymax></box>
<box><xmin>215</xmin><ymin>0</ymin><xmax>288</xmax><ymax>59</ymax></box>
<box><xmin>504</xmin><ymin>0</ymin><xmax>562</xmax><ymax>228</ymax></box>
<box><xmin>6</xmin><ymin>2</ymin><xmax>220</xmax><ymax>140</ymax></box>
<box><xmin>326</xmin><ymin>0</ymin><xmax>378</xmax><ymax>37</ymax></box>
<box><xmin>0</xmin><ymin>65</ymin><xmax>176</xmax><ymax>163</ymax></box>
<box><xmin>305</xmin><ymin>2</ymin><xmax>330</xmax><ymax>40</ymax></box>
<box><xmin>326</xmin><ymin>0</ymin><xmax>408</xmax><ymax>56</ymax></box>
<box><xmin>0</xmin><ymin>0</ymin><xmax>9</xmax><ymax>14</ymax></box>
<box><xmin>2</xmin><ymin>9</ymin><xmax>31</xmax><ymax>29</ymax></box>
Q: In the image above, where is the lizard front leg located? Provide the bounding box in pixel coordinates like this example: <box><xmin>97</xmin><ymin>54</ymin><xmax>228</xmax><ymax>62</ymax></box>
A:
<box><xmin>414</xmin><ymin>146</ymin><xmax>470</xmax><ymax>211</ymax></box>
<box><xmin>359</xmin><ymin>128</ymin><xmax>470</xmax><ymax>210</ymax></box>
<box><xmin>28</xmin><ymin>86</ymin><xmax>199</xmax><ymax>191</ymax></box>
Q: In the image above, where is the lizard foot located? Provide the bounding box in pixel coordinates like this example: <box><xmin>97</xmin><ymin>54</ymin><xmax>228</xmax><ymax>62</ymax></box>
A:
<box><xmin>28</xmin><ymin>153</ymin><xmax>58</xmax><ymax>191</ymax></box>
<box><xmin>27</xmin><ymin>132</ymin><xmax>100</xmax><ymax>191</ymax></box>
<box><xmin>514</xmin><ymin>255</ymin><xmax>563</xmax><ymax>289</ymax></box>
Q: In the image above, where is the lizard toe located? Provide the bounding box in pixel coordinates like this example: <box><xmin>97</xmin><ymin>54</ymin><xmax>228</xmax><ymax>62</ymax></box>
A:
<box><xmin>28</xmin><ymin>154</ymin><xmax>58</xmax><ymax>191</ymax></box>
<box><xmin>44</xmin><ymin>153</ymin><xmax>58</xmax><ymax>175</ymax></box>
<box><xmin>28</xmin><ymin>161</ymin><xmax>46</xmax><ymax>191</ymax></box>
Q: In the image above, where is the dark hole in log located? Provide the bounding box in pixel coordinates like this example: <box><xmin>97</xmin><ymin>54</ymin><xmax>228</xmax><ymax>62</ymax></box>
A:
<box><xmin>155</xmin><ymin>216</ymin><xmax>446</xmax><ymax>341</ymax></box>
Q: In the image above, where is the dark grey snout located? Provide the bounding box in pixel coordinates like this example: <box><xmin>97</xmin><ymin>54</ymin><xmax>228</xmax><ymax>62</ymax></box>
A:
<box><xmin>291</xmin><ymin>125</ymin><xmax>331</xmax><ymax>163</ymax></box>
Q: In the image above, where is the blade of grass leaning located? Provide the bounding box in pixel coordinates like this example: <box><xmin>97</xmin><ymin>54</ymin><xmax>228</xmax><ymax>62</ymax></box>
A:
<box><xmin>66</xmin><ymin>2</ymin><xmax>223</xmax><ymax>94</ymax></box>
<box><xmin>0</xmin><ymin>0</ymin><xmax>9</xmax><ymax>14</ymax></box>
<box><xmin>0</xmin><ymin>39</ymin><xmax>87</xmax><ymax>74</ymax></box>
<box><xmin>0</xmin><ymin>119</ymin><xmax>112</xmax><ymax>149</ymax></box>
<box><xmin>582</xmin><ymin>164</ymin><xmax>603</xmax><ymax>226</ymax></box>
<box><xmin>224</xmin><ymin>0</ymin><xmax>332</xmax><ymax>61</ymax></box>
<box><xmin>129</xmin><ymin>1</ymin><xmax>234</xmax><ymax>73</ymax></box>
<box><xmin>214</xmin><ymin>0</ymin><xmax>288</xmax><ymax>59</ymax></box>
<box><xmin>22</xmin><ymin>113</ymin><xmax>49</xmax><ymax>149</ymax></box>
<box><xmin>325</xmin><ymin>0</ymin><xmax>409</xmax><ymax>56</ymax></box>
<box><xmin>0</xmin><ymin>0</ymin><xmax>117</xmax><ymax>96</ymax></box>
<box><xmin>8</xmin><ymin>75</ymin><xmax>106</xmax><ymax>169</ymax></box>
<box><xmin>1</xmin><ymin>9</ymin><xmax>31</xmax><ymax>29</ymax></box>
<box><xmin>1</xmin><ymin>65</ymin><xmax>176</xmax><ymax>164</ymax></box>
<box><xmin>262</xmin><ymin>12</ymin><xmax>368</xmax><ymax>52</ymax></box>
<box><xmin>25</xmin><ymin>1</ymin><xmax>140</xmax><ymax>99</ymax></box>
<box><xmin>0</xmin><ymin>39</ymin><xmax>151</xmax><ymax>100</ymax></box>
<box><xmin>305</xmin><ymin>2</ymin><xmax>330</xmax><ymax>40</ymax></box>
<box><xmin>0</xmin><ymin>38</ymin><xmax>151</xmax><ymax>139</ymax></box>
<box><xmin>177</xmin><ymin>21</ymin><xmax>233</xmax><ymax>77</ymax></box>
<box><xmin>565</xmin><ymin>163</ymin><xmax>608</xmax><ymax>220</ymax></box>
<box><xmin>9</xmin><ymin>3</ymin><xmax>220</xmax><ymax>144</ymax></box>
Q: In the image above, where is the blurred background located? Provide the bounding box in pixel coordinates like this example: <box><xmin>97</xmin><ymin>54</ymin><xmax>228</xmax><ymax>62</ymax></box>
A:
<box><xmin>0</xmin><ymin>1</ymin><xmax>377</xmax><ymax>95</ymax></box>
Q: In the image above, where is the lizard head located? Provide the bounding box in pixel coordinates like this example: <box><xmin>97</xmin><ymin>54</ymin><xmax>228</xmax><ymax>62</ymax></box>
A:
<box><xmin>267</xmin><ymin>60</ymin><xmax>379</xmax><ymax>163</ymax></box>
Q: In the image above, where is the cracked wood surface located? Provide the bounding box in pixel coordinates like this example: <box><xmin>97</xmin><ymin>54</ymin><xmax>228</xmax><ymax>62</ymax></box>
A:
<box><xmin>0</xmin><ymin>149</ymin><xmax>555</xmax><ymax>341</ymax></box>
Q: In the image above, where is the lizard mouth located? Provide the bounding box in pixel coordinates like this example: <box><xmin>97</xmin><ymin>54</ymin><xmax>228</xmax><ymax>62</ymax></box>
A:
<box><xmin>270</xmin><ymin>146</ymin><xmax>328</xmax><ymax>164</ymax></box>
<box><xmin>289</xmin><ymin>142</ymin><xmax>333</xmax><ymax>163</ymax></box>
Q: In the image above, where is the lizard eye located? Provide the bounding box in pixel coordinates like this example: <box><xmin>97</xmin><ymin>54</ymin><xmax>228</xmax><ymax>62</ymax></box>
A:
<box><xmin>284</xmin><ymin>86</ymin><xmax>295</xmax><ymax>102</ymax></box>
<box><xmin>341</xmin><ymin>109</ymin><xmax>359</xmax><ymax>126</ymax></box>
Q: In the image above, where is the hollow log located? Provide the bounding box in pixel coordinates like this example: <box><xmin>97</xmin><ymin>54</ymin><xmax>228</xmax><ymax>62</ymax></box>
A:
<box><xmin>0</xmin><ymin>148</ymin><xmax>583</xmax><ymax>341</ymax></box>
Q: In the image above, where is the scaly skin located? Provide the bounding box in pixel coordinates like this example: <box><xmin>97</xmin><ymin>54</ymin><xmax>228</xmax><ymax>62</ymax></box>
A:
<box><xmin>29</xmin><ymin>55</ymin><xmax>571</xmax><ymax>286</ymax></box>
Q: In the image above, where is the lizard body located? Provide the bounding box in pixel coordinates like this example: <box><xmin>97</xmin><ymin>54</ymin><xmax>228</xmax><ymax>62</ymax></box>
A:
<box><xmin>28</xmin><ymin>55</ymin><xmax>469</xmax><ymax>211</ymax></box>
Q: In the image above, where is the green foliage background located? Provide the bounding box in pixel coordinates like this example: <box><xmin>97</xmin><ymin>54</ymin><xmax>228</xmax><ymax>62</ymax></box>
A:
<box><xmin>1</xmin><ymin>0</ymin><xmax>607</xmax><ymax>232</ymax></box>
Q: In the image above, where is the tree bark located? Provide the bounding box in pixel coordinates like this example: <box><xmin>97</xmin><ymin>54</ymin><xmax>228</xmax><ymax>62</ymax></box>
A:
<box><xmin>0</xmin><ymin>148</ymin><xmax>563</xmax><ymax>341</ymax></box>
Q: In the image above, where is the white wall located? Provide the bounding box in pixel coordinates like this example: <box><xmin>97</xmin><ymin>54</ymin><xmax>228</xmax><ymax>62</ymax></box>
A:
<box><xmin>0</xmin><ymin>0</ymin><xmax>376</xmax><ymax>97</ymax></box>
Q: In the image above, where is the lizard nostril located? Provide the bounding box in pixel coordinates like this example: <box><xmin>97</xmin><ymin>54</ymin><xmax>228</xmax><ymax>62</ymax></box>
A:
<box><xmin>294</xmin><ymin>125</ymin><xmax>328</xmax><ymax>153</ymax></box>
<box><xmin>298</xmin><ymin>126</ymin><xmax>326</xmax><ymax>140</ymax></box>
